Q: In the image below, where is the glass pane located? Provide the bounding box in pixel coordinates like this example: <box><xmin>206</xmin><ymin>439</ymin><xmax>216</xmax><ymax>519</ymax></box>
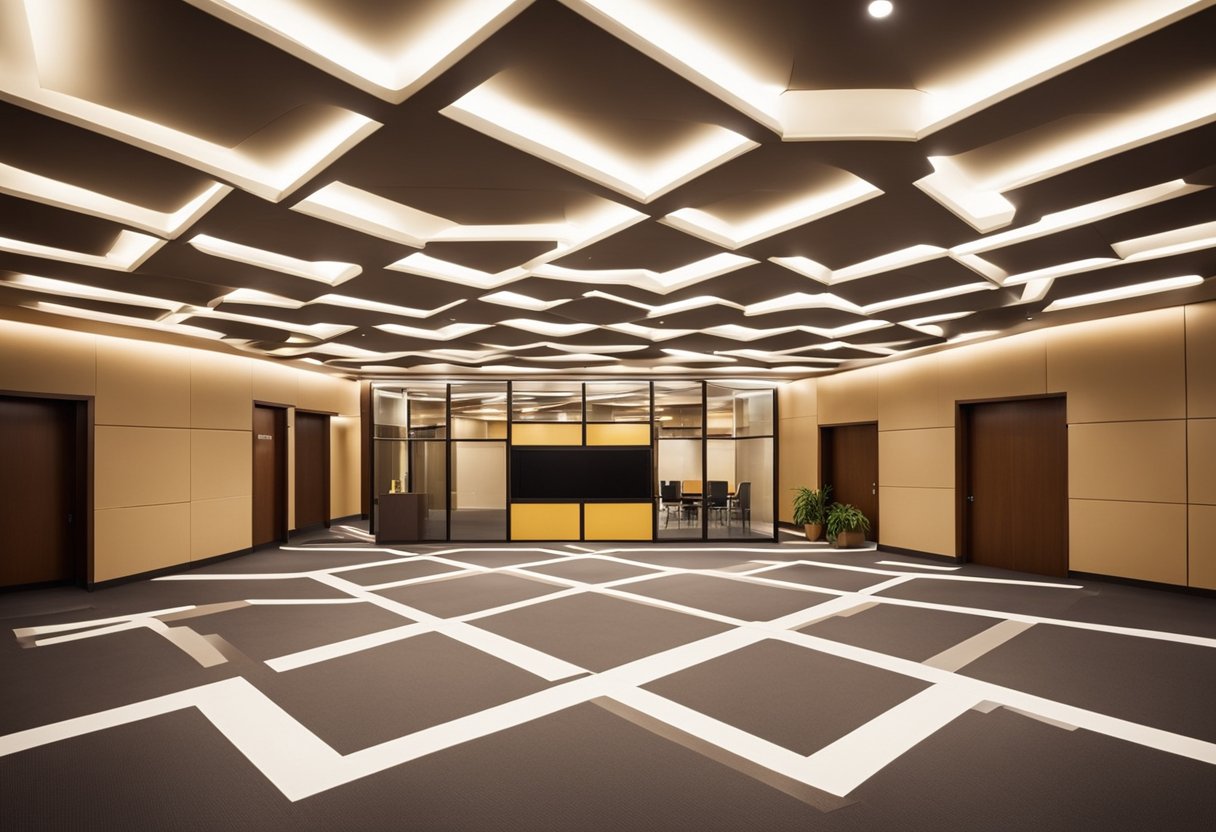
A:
<box><xmin>656</xmin><ymin>438</ymin><xmax>702</xmax><ymax>539</ymax></box>
<box><xmin>450</xmin><ymin>382</ymin><xmax>508</xmax><ymax>439</ymax></box>
<box><xmin>407</xmin><ymin>384</ymin><xmax>447</xmax><ymax>437</ymax></box>
<box><xmin>654</xmin><ymin>381</ymin><xmax>701</xmax><ymax>438</ymax></box>
<box><xmin>372</xmin><ymin>439</ymin><xmax>408</xmax><ymax>530</ymax></box>
<box><xmin>586</xmin><ymin>382</ymin><xmax>649</xmax><ymax>421</ymax></box>
<box><xmin>450</xmin><ymin>441</ymin><xmax>506</xmax><ymax>540</ymax></box>
<box><xmin>512</xmin><ymin>381</ymin><xmax>582</xmax><ymax>422</ymax></box>
<box><xmin>734</xmin><ymin>389</ymin><xmax>774</xmax><ymax>437</ymax></box>
<box><xmin>373</xmin><ymin>387</ymin><xmax>407</xmax><ymax>438</ymax></box>
<box><xmin>706</xmin><ymin>384</ymin><xmax>734</xmax><ymax>437</ymax></box>
<box><xmin>409</xmin><ymin>440</ymin><xmax>448</xmax><ymax>540</ymax></box>
<box><xmin>711</xmin><ymin>437</ymin><xmax>773</xmax><ymax>541</ymax></box>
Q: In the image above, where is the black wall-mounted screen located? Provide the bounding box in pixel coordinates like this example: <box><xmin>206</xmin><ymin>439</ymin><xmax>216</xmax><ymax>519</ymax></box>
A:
<box><xmin>511</xmin><ymin>448</ymin><xmax>652</xmax><ymax>500</ymax></box>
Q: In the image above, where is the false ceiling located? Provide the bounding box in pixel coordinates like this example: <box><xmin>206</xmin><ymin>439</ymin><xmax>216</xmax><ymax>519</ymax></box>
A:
<box><xmin>1</xmin><ymin>0</ymin><xmax>1214</xmax><ymax>379</ymax></box>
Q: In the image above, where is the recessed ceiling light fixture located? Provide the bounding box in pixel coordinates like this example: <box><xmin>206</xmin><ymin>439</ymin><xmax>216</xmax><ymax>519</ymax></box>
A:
<box><xmin>868</xmin><ymin>1</ymin><xmax>894</xmax><ymax>19</ymax></box>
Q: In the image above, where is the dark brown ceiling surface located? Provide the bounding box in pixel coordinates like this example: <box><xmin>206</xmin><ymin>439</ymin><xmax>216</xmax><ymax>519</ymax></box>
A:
<box><xmin>1</xmin><ymin>0</ymin><xmax>1213</xmax><ymax>378</ymax></box>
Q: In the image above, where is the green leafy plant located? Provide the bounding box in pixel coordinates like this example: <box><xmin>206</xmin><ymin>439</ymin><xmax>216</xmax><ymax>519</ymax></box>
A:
<box><xmin>791</xmin><ymin>485</ymin><xmax>831</xmax><ymax>527</ymax></box>
<box><xmin>825</xmin><ymin>502</ymin><xmax>871</xmax><ymax>540</ymax></box>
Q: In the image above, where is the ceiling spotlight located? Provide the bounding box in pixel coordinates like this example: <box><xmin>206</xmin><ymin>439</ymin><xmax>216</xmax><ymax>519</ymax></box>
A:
<box><xmin>868</xmin><ymin>1</ymin><xmax>894</xmax><ymax>18</ymax></box>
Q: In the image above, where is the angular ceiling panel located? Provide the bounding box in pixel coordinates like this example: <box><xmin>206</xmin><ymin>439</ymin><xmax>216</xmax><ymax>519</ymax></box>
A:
<box><xmin>0</xmin><ymin>0</ymin><xmax>1213</xmax><ymax>378</ymax></box>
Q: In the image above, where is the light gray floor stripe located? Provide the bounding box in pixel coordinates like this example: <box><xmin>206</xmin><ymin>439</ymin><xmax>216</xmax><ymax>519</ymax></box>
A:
<box><xmin>922</xmin><ymin>619</ymin><xmax>1035</xmax><ymax>672</ymax></box>
<box><xmin>592</xmin><ymin>696</ymin><xmax>854</xmax><ymax>813</ymax></box>
<box><xmin>160</xmin><ymin>625</ymin><xmax>229</xmax><ymax>668</ymax></box>
<box><xmin>1003</xmin><ymin>705</ymin><xmax>1079</xmax><ymax>732</ymax></box>
<box><xmin>157</xmin><ymin>601</ymin><xmax>250</xmax><ymax>622</ymax></box>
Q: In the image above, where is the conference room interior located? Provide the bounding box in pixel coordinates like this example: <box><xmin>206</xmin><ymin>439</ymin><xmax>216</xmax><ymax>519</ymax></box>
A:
<box><xmin>1</xmin><ymin>1</ymin><xmax>1215</xmax><ymax>829</ymax></box>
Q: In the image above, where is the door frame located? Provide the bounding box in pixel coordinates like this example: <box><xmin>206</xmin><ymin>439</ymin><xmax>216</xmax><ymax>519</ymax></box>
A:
<box><xmin>818</xmin><ymin>420</ymin><xmax>879</xmax><ymax>540</ymax></box>
<box><xmin>294</xmin><ymin>409</ymin><xmax>332</xmax><ymax>532</ymax></box>
<box><xmin>252</xmin><ymin>402</ymin><xmax>289</xmax><ymax>547</ymax></box>
<box><xmin>955</xmin><ymin>393</ymin><xmax>1069</xmax><ymax>569</ymax></box>
<box><xmin>0</xmin><ymin>389</ymin><xmax>93</xmax><ymax>588</ymax></box>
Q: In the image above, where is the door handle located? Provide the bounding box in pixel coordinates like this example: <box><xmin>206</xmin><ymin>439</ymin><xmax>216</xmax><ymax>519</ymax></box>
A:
<box><xmin>872</xmin><ymin>482</ymin><xmax>876</xmax><ymax>495</ymax></box>
<box><xmin>967</xmin><ymin>495</ymin><xmax>975</xmax><ymax>502</ymax></box>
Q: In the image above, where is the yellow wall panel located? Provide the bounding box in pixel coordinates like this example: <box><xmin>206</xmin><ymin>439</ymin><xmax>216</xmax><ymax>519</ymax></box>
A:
<box><xmin>879</xmin><ymin>486</ymin><xmax>955</xmax><ymax>556</ymax></box>
<box><xmin>940</xmin><ymin>330</ymin><xmax>1047</xmax><ymax>403</ymax></box>
<box><xmin>512</xmin><ymin>422</ymin><xmax>582</xmax><ymax>445</ymax></box>
<box><xmin>511</xmin><ymin>503</ymin><xmax>580</xmax><ymax>540</ymax></box>
<box><xmin>95</xmin><ymin>426</ymin><xmax>190</xmax><ymax>509</ymax></box>
<box><xmin>96</xmin><ymin>339</ymin><xmax>190</xmax><ymax>427</ymax></box>
<box><xmin>1186</xmin><ymin>301</ymin><xmax>1216</xmax><ymax>417</ymax></box>
<box><xmin>1045</xmin><ymin>307</ymin><xmax>1186</xmax><ymax>423</ymax></box>
<box><xmin>778</xmin><ymin>414</ymin><xmax>818</xmax><ymax>523</ymax></box>
<box><xmin>1068</xmin><ymin>420</ymin><xmax>1186</xmax><ymax>503</ymax></box>
<box><xmin>876</xmin><ymin>356</ymin><xmax>951</xmax><ymax>430</ymax></box>
<box><xmin>251</xmin><ymin>360</ymin><xmax>298</xmax><ymax>405</ymax></box>
<box><xmin>817</xmin><ymin>366</ymin><xmax>879</xmax><ymax>426</ymax></box>
<box><xmin>191</xmin><ymin>429</ymin><xmax>251</xmax><ymax>500</ymax></box>
<box><xmin>94</xmin><ymin>502</ymin><xmax>190</xmax><ymax>582</ymax></box>
<box><xmin>778</xmin><ymin>378</ymin><xmax>817</xmax><ymax>419</ymax></box>
<box><xmin>0</xmin><ymin>320</ymin><xmax>96</xmax><ymax>396</ymax></box>
<box><xmin>1189</xmin><ymin>504</ymin><xmax>1216</xmax><ymax>589</ymax></box>
<box><xmin>190</xmin><ymin>352</ymin><xmax>252</xmax><ymax>430</ymax></box>
<box><xmin>585</xmin><ymin>503</ymin><xmax>652</xmax><ymax>540</ymax></box>
<box><xmin>191</xmin><ymin>496</ymin><xmax>251</xmax><ymax>560</ymax></box>
<box><xmin>1069</xmin><ymin>499</ymin><xmax>1186</xmax><ymax>585</ymax></box>
<box><xmin>879</xmin><ymin>428</ymin><xmax>954</xmax><ymax>489</ymax></box>
<box><xmin>1189</xmin><ymin>419</ymin><xmax>1216</xmax><ymax>505</ymax></box>
<box><xmin>587</xmin><ymin>423</ymin><xmax>650</xmax><ymax>446</ymax></box>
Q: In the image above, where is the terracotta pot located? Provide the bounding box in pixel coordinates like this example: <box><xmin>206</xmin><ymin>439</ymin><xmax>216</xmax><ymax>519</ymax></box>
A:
<box><xmin>834</xmin><ymin>529</ymin><xmax>866</xmax><ymax>549</ymax></box>
<box><xmin>803</xmin><ymin>523</ymin><xmax>823</xmax><ymax>541</ymax></box>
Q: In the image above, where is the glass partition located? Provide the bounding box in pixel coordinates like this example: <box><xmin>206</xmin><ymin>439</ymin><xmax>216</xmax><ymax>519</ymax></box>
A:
<box><xmin>512</xmin><ymin>381</ymin><xmax>582</xmax><ymax>422</ymax></box>
<box><xmin>373</xmin><ymin>380</ymin><xmax>776</xmax><ymax>542</ymax></box>
<box><xmin>586</xmin><ymin>382</ymin><xmax>650</xmax><ymax>422</ymax></box>
<box><xmin>451</xmin><ymin>441</ymin><xmax>506</xmax><ymax>539</ymax></box>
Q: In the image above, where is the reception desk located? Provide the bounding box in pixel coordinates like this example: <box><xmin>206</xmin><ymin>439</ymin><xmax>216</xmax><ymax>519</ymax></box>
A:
<box><xmin>376</xmin><ymin>492</ymin><xmax>427</xmax><ymax>543</ymax></box>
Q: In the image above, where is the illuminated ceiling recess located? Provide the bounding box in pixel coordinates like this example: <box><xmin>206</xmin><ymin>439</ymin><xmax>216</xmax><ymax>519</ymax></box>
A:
<box><xmin>0</xmin><ymin>0</ymin><xmax>1212</xmax><ymax>378</ymax></box>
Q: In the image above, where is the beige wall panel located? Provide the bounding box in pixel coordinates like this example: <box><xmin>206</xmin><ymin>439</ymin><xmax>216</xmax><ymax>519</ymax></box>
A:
<box><xmin>190</xmin><ymin>351</ymin><xmax>252</xmax><ymax>430</ymax></box>
<box><xmin>879</xmin><ymin>486</ymin><xmax>955</xmax><ymax>556</ymax></box>
<box><xmin>876</xmin><ymin>356</ymin><xmax>951</xmax><ymax>430</ymax></box>
<box><xmin>511</xmin><ymin>503</ymin><xmax>580</xmax><ymax>540</ymax></box>
<box><xmin>1187</xmin><ymin>301</ymin><xmax>1216</xmax><ymax>417</ymax></box>
<box><xmin>1189</xmin><ymin>504</ymin><xmax>1216</xmax><ymax>589</ymax></box>
<box><xmin>1045</xmin><ymin>307</ymin><xmax>1186</xmax><ymax>423</ymax></box>
<box><xmin>251</xmin><ymin>360</ymin><xmax>298</xmax><ymax>405</ymax></box>
<box><xmin>0</xmin><ymin>320</ymin><xmax>96</xmax><ymax>396</ymax></box>
<box><xmin>96</xmin><ymin>339</ymin><xmax>190</xmax><ymax>427</ymax></box>
<box><xmin>777</xmin><ymin>378</ymin><xmax>817</xmax><ymax>420</ymax></box>
<box><xmin>95</xmin><ymin>426</ymin><xmax>190</xmax><ymax>509</ymax></box>
<box><xmin>487</xmin><ymin>421</ymin><xmax>508</xmax><ymax>440</ymax></box>
<box><xmin>190</xmin><ymin>496</ymin><xmax>251</xmax><ymax>560</ymax></box>
<box><xmin>331</xmin><ymin>415</ymin><xmax>362</xmax><ymax>518</ymax></box>
<box><xmin>94</xmin><ymin>502</ymin><xmax>190</xmax><ymax>582</ymax></box>
<box><xmin>1069</xmin><ymin>499</ymin><xmax>1186</xmax><ymax>585</ymax></box>
<box><xmin>1189</xmin><ymin>419</ymin><xmax>1216</xmax><ymax>505</ymax></box>
<box><xmin>940</xmin><ymin>330</ymin><xmax>1047</xmax><ymax>404</ymax></box>
<box><xmin>297</xmin><ymin>371</ymin><xmax>346</xmax><ymax>414</ymax></box>
<box><xmin>817</xmin><ymin>366</ymin><xmax>879</xmax><ymax>426</ymax></box>
<box><xmin>1068</xmin><ymin>421</ymin><xmax>1186</xmax><ymax>503</ymax></box>
<box><xmin>778</xmin><ymin>415</ymin><xmax>818</xmax><ymax>523</ymax></box>
<box><xmin>879</xmin><ymin>428</ymin><xmax>954</xmax><ymax>489</ymax></box>
<box><xmin>191</xmin><ymin>429</ymin><xmax>251</xmax><ymax>500</ymax></box>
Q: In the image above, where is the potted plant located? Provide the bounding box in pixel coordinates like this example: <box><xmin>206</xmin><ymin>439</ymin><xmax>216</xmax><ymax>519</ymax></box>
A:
<box><xmin>826</xmin><ymin>502</ymin><xmax>870</xmax><ymax>548</ymax></box>
<box><xmin>792</xmin><ymin>485</ymin><xmax>831</xmax><ymax>540</ymax></box>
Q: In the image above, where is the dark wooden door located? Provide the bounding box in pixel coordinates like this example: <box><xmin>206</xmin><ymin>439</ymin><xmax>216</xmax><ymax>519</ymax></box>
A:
<box><xmin>820</xmin><ymin>423</ymin><xmax>879</xmax><ymax>540</ymax></box>
<box><xmin>252</xmin><ymin>405</ymin><xmax>286</xmax><ymax>547</ymax></box>
<box><xmin>963</xmin><ymin>398</ymin><xmax>1067</xmax><ymax>577</ymax></box>
<box><xmin>294</xmin><ymin>412</ymin><xmax>329</xmax><ymax>531</ymax></box>
<box><xmin>0</xmin><ymin>396</ymin><xmax>79</xmax><ymax>587</ymax></box>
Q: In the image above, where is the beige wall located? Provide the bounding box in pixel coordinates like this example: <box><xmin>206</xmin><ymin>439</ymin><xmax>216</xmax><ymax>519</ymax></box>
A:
<box><xmin>783</xmin><ymin>300</ymin><xmax>1215</xmax><ymax>588</ymax></box>
<box><xmin>0</xmin><ymin>319</ymin><xmax>362</xmax><ymax>583</ymax></box>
